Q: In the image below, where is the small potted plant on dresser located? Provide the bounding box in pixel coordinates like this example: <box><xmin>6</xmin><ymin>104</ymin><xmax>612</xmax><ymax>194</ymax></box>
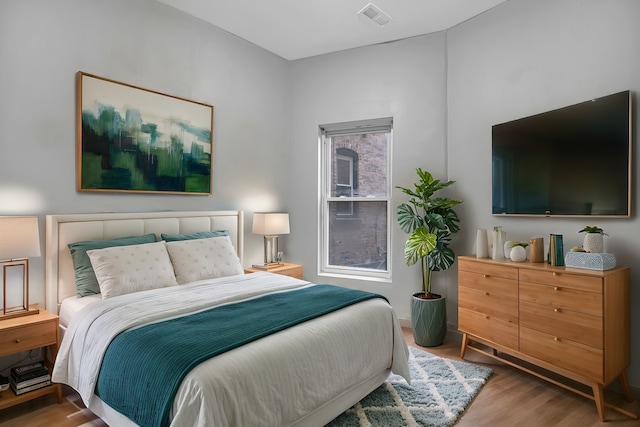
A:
<box><xmin>579</xmin><ymin>225</ymin><xmax>607</xmax><ymax>253</ymax></box>
<box><xmin>396</xmin><ymin>168</ymin><xmax>462</xmax><ymax>347</ymax></box>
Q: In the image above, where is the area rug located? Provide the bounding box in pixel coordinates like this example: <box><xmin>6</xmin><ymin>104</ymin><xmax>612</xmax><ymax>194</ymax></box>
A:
<box><xmin>326</xmin><ymin>346</ymin><xmax>493</xmax><ymax>427</ymax></box>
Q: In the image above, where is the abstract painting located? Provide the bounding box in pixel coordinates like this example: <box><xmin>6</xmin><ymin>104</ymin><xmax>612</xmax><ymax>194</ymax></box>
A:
<box><xmin>77</xmin><ymin>72</ymin><xmax>213</xmax><ymax>194</ymax></box>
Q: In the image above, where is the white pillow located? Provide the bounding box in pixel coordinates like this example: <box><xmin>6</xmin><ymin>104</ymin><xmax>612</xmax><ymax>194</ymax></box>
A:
<box><xmin>165</xmin><ymin>236</ymin><xmax>244</xmax><ymax>284</ymax></box>
<box><xmin>87</xmin><ymin>241</ymin><xmax>178</xmax><ymax>299</ymax></box>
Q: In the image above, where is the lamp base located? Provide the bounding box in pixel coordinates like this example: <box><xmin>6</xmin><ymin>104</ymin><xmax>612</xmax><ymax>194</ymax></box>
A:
<box><xmin>0</xmin><ymin>305</ymin><xmax>40</xmax><ymax>321</ymax></box>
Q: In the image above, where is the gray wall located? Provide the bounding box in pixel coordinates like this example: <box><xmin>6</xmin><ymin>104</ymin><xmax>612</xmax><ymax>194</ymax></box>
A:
<box><xmin>447</xmin><ymin>0</ymin><xmax>640</xmax><ymax>388</ymax></box>
<box><xmin>0</xmin><ymin>0</ymin><xmax>292</xmax><ymax>304</ymax></box>
<box><xmin>289</xmin><ymin>34</ymin><xmax>448</xmax><ymax>320</ymax></box>
<box><xmin>1</xmin><ymin>0</ymin><xmax>639</xmax><ymax>391</ymax></box>
<box><xmin>290</xmin><ymin>0</ymin><xmax>640</xmax><ymax>390</ymax></box>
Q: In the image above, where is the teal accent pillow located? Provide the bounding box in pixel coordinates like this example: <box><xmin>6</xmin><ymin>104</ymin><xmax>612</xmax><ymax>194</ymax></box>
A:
<box><xmin>160</xmin><ymin>230</ymin><xmax>229</xmax><ymax>242</ymax></box>
<box><xmin>69</xmin><ymin>233</ymin><xmax>157</xmax><ymax>297</ymax></box>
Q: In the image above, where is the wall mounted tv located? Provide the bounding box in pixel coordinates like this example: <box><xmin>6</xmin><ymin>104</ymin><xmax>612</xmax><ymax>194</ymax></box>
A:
<box><xmin>492</xmin><ymin>90</ymin><xmax>632</xmax><ymax>217</ymax></box>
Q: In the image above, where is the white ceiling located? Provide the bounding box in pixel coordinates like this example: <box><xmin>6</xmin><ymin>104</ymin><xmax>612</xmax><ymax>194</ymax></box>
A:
<box><xmin>155</xmin><ymin>0</ymin><xmax>508</xmax><ymax>60</ymax></box>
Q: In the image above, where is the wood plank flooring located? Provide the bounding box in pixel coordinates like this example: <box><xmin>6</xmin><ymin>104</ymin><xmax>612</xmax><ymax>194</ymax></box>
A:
<box><xmin>0</xmin><ymin>328</ymin><xmax>638</xmax><ymax>426</ymax></box>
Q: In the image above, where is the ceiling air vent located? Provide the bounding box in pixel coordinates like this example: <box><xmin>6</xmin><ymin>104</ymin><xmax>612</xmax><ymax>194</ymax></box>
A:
<box><xmin>357</xmin><ymin>3</ymin><xmax>393</xmax><ymax>27</ymax></box>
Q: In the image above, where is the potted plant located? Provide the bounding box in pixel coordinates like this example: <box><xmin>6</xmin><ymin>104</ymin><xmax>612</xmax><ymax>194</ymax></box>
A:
<box><xmin>578</xmin><ymin>226</ymin><xmax>607</xmax><ymax>253</ymax></box>
<box><xmin>396</xmin><ymin>168</ymin><xmax>462</xmax><ymax>347</ymax></box>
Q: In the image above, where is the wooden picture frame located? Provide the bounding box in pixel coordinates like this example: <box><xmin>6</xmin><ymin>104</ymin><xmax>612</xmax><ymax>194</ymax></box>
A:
<box><xmin>77</xmin><ymin>72</ymin><xmax>214</xmax><ymax>194</ymax></box>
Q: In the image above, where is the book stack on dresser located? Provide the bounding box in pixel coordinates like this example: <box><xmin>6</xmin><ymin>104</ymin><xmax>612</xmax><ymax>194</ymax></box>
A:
<box><xmin>10</xmin><ymin>361</ymin><xmax>51</xmax><ymax>395</ymax></box>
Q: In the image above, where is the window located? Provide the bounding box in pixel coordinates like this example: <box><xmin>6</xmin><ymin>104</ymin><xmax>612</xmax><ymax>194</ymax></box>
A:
<box><xmin>319</xmin><ymin>117</ymin><xmax>392</xmax><ymax>280</ymax></box>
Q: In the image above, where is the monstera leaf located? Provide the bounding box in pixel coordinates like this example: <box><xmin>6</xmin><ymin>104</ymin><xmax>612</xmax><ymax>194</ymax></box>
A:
<box><xmin>404</xmin><ymin>227</ymin><xmax>437</xmax><ymax>267</ymax></box>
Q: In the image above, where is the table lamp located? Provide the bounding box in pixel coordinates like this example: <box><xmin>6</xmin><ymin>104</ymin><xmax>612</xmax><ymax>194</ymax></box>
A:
<box><xmin>252</xmin><ymin>213</ymin><xmax>289</xmax><ymax>268</ymax></box>
<box><xmin>0</xmin><ymin>216</ymin><xmax>41</xmax><ymax>319</ymax></box>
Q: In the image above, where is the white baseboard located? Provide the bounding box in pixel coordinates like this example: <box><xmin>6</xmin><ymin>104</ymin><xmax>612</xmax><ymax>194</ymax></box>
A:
<box><xmin>398</xmin><ymin>317</ymin><xmax>411</xmax><ymax>328</ymax></box>
<box><xmin>399</xmin><ymin>319</ymin><xmax>462</xmax><ymax>343</ymax></box>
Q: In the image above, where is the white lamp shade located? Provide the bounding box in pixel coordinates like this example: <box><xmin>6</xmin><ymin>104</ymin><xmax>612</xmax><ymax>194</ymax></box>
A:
<box><xmin>252</xmin><ymin>213</ymin><xmax>290</xmax><ymax>236</ymax></box>
<box><xmin>0</xmin><ymin>216</ymin><xmax>41</xmax><ymax>260</ymax></box>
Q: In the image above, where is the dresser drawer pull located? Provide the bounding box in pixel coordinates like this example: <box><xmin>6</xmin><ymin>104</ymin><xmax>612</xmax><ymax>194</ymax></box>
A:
<box><xmin>554</xmin><ymin>286</ymin><xmax>560</xmax><ymax>291</ymax></box>
<box><xmin>483</xmin><ymin>274</ymin><xmax>488</xmax><ymax>278</ymax></box>
<box><xmin>484</xmin><ymin>292</ymin><xmax>490</xmax><ymax>296</ymax></box>
<box><xmin>15</xmin><ymin>339</ymin><xmax>20</xmax><ymax>344</ymax></box>
<box><xmin>554</xmin><ymin>337</ymin><xmax>560</xmax><ymax>342</ymax></box>
<box><xmin>553</xmin><ymin>272</ymin><xmax>558</xmax><ymax>276</ymax></box>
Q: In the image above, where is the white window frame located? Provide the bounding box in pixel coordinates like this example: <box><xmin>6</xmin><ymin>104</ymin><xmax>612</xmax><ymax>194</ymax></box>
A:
<box><xmin>318</xmin><ymin>117</ymin><xmax>393</xmax><ymax>281</ymax></box>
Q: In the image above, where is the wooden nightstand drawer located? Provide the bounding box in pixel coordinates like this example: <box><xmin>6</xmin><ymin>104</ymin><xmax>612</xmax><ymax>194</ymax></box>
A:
<box><xmin>0</xmin><ymin>321</ymin><xmax>57</xmax><ymax>354</ymax></box>
<box><xmin>0</xmin><ymin>309</ymin><xmax>62</xmax><ymax>411</ymax></box>
<box><xmin>274</xmin><ymin>265</ymin><xmax>303</xmax><ymax>279</ymax></box>
<box><xmin>244</xmin><ymin>263</ymin><xmax>303</xmax><ymax>279</ymax></box>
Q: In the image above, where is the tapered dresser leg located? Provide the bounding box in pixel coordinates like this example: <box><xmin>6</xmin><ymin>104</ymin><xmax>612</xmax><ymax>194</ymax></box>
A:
<box><xmin>460</xmin><ymin>333</ymin><xmax>469</xmax><ymax>358</ymax></box>
<box><xmin>592</xmin><ymin>382</ymin><xmax>605</xmax><ymax>422</ymax></box>
<box><xmin>619</xmin><ymin>370</ymin><xmax>633</xmax><ymax>402</ymax></box>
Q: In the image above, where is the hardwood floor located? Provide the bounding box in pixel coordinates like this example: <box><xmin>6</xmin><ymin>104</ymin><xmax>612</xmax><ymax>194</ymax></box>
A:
<box><xmin>0</xmin><ymin>328</ymin><xmax>638</xmax><ymax>426</ymax></box>
<box><xmin>402</xmin><ymin>329</ymin><xmax>640</xmax><ymax>427</ymax></box>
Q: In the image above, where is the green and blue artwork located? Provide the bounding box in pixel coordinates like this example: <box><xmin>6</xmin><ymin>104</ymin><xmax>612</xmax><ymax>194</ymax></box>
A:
<box><xmin>78</xmin><ymin>72</ymin><xmax>213</xmax><ymax>194</ymax></box>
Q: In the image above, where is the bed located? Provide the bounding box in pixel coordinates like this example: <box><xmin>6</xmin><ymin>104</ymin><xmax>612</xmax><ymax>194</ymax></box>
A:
<box><xmin>45</xmin><ymin>210</ymin><xmax>410</xmax><ymax>427</ymax></box>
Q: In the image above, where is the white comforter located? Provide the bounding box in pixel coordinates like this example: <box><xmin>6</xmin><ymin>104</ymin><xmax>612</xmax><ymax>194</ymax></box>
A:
<box><xmin>53</xmin><ymin>273</ymin><xmax>410</xmax><ymax>426</ymax></box>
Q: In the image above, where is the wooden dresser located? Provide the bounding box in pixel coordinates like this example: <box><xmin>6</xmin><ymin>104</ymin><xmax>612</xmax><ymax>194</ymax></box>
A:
<box><xmin>457</xmin><ymin>256</ymin><xmax>635</xmax><ymax>421</ymax></box>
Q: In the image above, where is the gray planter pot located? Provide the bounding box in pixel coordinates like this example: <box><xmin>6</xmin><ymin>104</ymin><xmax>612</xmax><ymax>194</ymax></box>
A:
<box><xmin>583</xmin><ymin>233</ymin><xmax>604</xmax><ymax>253</ymax></box>
<box><xmin>411</xmin><ymin>293</ymin><xmax>447</xmax><ymax>347</ymax></box>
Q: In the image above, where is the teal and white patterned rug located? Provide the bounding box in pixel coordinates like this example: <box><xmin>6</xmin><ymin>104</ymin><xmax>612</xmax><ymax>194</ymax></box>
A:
<box><xmin>326</xmin><ymin>346</ymin><xmax>493</xmax><ymax>427</ymax></box>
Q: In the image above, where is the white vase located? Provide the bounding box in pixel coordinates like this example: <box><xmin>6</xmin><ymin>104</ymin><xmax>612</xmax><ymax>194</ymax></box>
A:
<box><xmin>476</xmin><ymin>229</ymin><xmax>489</xmax><ymax>258</ymax></box>
<box><xmin>510</xmin><ymin>245</ymin><xmax>527</xmax><ymax>262</ymax></box>
<box><xmin>503</xmin><ymin>241</ymin><xmax>512</xmax><ymax>259</ymax></box>
<box><xmin>583</xmin><ymin>233</ymin><xmax>604</xmax><ymax>253</ymax></box>
<box><xmin>492</xmin><ymin>228</ymin><xmax>504</xmax><ymax>260</ymax></box>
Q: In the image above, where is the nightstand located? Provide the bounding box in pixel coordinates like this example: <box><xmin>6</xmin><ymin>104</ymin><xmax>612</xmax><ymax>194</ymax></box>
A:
<box><xmin>244</xmin><ymin>262</ymin><xmax>303</xmax><ymax>279</ymax></box>
<box><xmin>0</xmin><ymin>308</ymin><xmax>62</xmax><ymax>410</ymax></box>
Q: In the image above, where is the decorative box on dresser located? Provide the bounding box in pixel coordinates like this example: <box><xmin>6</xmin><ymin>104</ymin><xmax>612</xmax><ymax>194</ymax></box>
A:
<box><xmin>0</xmin><ymin>309</ymin><xmax>62</xmax><ymax>410</ymax></box>
<box><xmin>244</xmin><ymin>262</ymin><xmax>303</xmax><ymax>279</ymax></box>
<box><xmin>457</xmin><ymin>255</ymin><xmax>636</xmax><ymax>422</ymax></box>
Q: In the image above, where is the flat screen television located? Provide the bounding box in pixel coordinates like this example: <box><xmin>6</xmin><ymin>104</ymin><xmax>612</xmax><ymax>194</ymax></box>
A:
<box><xmin>492</xmin><ymin>90</ymin><xmax>632</xmax><ymax>217</ymax></box>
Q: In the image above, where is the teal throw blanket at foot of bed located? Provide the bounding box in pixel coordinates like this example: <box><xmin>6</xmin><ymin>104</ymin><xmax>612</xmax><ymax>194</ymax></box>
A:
<box><xmin>96</xmin><ymin>284</ymin><xmax>386</xmax><ymax>427</ymax></box>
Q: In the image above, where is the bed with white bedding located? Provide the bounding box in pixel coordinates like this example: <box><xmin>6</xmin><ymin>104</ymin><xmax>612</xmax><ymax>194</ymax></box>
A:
<box><xmin>45</xmin><ymin>211</ymin><xmax>410</xmax><ymax>427</ymax></box>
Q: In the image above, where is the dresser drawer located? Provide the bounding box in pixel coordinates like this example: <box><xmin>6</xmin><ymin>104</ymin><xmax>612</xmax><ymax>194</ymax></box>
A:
<box><xmin>520</xmin><ymin>300</ymin><xmax>602</xmax><ymax>348</ymax></box>
<box><xmin>459</xmin><ymin>286</ymin><xmax>518</xmax><ymax>323</ymax></box>
<box><xmin>519</xmin><ymin>269</ymin><xmax>602</xmax><ymax>293</ymax></box>
<box><xmin>519</xmin><ymin>281</ymin><xmax>602</xmax><ymax>317</ymax></box>
<box><xmin>458</xmin><ymin>259</ymin><xmax>518</xmax><ymax>280</ymax></box>
<box><xmin>458</xmin><ymin>270</ymin><xmax>518</xmax><ymax>299</ymax></box>
<box><xmin>459</xmin><ymin>307</ymin><xmax>518</xmax><ymax>350</ymax></box>
<box><xmin>0</xmin><ymin>321</ymin><xmax>57</xmax><ymax>355</ymax></box>
<box><xmin>520</xmin><ymin>326</ymin><xmax>603</xmax><ymax>381</ymax></box>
